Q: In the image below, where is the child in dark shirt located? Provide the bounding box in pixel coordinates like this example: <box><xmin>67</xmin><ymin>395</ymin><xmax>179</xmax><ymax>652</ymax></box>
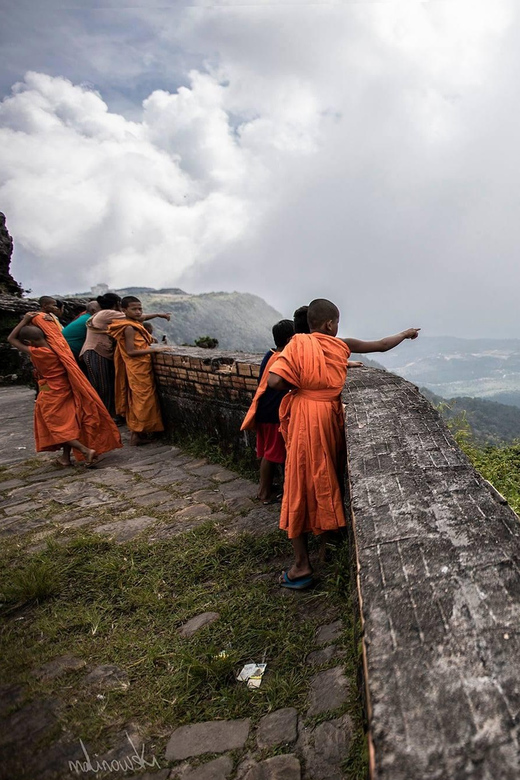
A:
<box><xmin>241</xmin><ymin>319</ymin><xmax>295</xmax><ymax>503</ymax></box>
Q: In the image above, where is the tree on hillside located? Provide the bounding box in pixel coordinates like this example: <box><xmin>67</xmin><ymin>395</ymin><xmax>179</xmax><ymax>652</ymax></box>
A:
<box><xmin>194</xmin><ymin>336</ymin><xmax>219</xmax><ymax>349</ymax></box>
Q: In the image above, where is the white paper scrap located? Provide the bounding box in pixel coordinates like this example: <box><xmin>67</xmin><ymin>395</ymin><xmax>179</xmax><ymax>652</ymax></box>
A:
<box><xmin>237</xmin><ymin>663</ymin><xmax>267</xmax><ymax>689</ymax></box>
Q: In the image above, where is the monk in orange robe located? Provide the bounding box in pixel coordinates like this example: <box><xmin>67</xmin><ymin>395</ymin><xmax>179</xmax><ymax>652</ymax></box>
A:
<box><xmin>108</xmin><ymin>296</ymin><xmax>165</xmax><ymax>446</ymax></box>
<box><xmin>8</xmin><ymin>312</ymin><xmax>122</xmax><ymax>466</ymax></box>
<box><xmin>268</xmin><ymin>299</ymin><xmax>420</xmax><ymax>589</ymax></box>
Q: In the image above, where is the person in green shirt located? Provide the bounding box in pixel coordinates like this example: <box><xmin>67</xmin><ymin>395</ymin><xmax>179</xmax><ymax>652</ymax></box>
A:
<box><xmin>62</xmin><ymin>300</ymin><xmax>101</xmax><ymax>360</ymax></box>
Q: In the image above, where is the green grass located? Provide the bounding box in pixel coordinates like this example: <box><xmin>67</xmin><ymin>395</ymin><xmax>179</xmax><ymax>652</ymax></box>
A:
<box><xmin>448</xmin><ymin>413</ymin><xmax>520</xmax><ymax>514</ymax></box>
<box><xmin>1</xmin><ymin>558</ymin><xmax>63</xmax><ymax>607</ymax></box>
<box><xmin>0</xmin><ymin>524</ymin><xmax>367</xmax><ymax>775</ymax></box>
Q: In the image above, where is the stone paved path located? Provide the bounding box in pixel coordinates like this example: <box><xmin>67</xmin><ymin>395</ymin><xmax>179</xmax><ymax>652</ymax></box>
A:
<box><xmin>0</xmin><ymin>387</ymin><xmax>357</xmax><ymax>780</ymax></box>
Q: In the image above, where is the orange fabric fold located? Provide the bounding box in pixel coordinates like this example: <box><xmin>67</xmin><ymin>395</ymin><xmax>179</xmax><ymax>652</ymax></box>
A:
<box><xmin>30</xmin><ymin>314</ymin><xmax>122</xmax><ymax>458</ymax></box>
<box><xmin>108</xmin><ymin>319</ymin><xmax>164</xmax><ymax>434</ymax></box>
<box><xmin>240</xmin><ymin>350</ymin><xmax>280</xmax><ymax>431</ymax></box>
<box><xmin>269</xmin><ymin>333</ymin><xmax>351</xmax><ymax>538</ymax></box>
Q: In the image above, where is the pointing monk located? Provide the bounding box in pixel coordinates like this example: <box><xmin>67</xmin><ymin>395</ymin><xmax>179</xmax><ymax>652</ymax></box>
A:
<box><xmin>268</xmin><ymin>298</ymin><xmax>419</xmax><ymax>589</ymax></box>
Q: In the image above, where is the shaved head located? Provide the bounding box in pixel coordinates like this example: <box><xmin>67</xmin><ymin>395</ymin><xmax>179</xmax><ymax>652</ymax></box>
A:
<box><xmin>86</xmin><ymin>300</ymin><xmax>101</xmax><ymax>314</ymax></box>
<box><xmin>19</xmin><ymin>325</ymin><xmax>45</xmax><ymax>342</ymax></box>
<box><xmin>121</xmin><ymin>296</ymin><xmax>140</xmax><ymax>308</ymax></box>
<box><xmin>307</xmin><ymin>299</ymin><xmax>340</xmax><ymax>329</ymax></box>
<box><xmin>38</xmin><ymin>296</ymin><xmax>59</xmax><ymax>315</ymax></box>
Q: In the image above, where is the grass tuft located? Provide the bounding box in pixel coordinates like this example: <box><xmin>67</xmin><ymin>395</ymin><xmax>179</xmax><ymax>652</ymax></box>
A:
<box><xmin>0</xmin><ymin>558</ymin><xmax>62</xmax><ymax>607</ymax></box>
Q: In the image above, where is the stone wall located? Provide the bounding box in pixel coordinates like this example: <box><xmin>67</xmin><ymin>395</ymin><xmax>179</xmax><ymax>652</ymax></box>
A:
<box><xmin>153</xmin><ymin>347</ymin><xmax>262</xmax><ymax>461</ymax></box>
<box><xmin>343</xmin><ymin>367</ymin><xmax>520</xmax><ymax>779</ymax></box>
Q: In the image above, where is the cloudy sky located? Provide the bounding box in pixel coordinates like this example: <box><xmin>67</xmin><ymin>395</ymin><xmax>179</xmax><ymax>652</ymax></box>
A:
<box><xmin>1</xmin><ymin>0</ymin><xmax>519</xmax><ymax>338</ymax></box>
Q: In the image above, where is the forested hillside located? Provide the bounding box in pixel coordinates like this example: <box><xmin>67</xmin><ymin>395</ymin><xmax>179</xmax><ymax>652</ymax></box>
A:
<box><xmin>421</xmin><ymin>388</ymin><xmax>520</xmax><ymax>445</ymax></box>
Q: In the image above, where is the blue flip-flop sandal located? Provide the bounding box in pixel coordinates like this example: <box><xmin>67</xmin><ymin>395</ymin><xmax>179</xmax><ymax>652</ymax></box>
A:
<box><xmin>279</xmin><ymin>571</ymin><xmax>313</xmax><ymax>590</ymax></box>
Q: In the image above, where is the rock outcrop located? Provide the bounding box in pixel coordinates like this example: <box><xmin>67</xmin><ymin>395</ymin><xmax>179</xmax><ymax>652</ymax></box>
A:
<box><xmin>0</xmin><ymin>213</ymin><xmax>89</xmax><ymax>383</ymax></box>
<box><xmin>0</xmin><ymin>213</ymin><xmax>22</xmax><ymax>297</ymax></box>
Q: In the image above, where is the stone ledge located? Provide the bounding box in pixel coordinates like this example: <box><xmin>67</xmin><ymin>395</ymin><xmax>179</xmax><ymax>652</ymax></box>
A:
<box><xmin>343</xmin><ymin>367</ymin><xmax>520</xmax><ymax>779</ymax></box>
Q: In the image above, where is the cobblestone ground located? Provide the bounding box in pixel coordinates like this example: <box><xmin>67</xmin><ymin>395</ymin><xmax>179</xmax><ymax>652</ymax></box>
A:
<box><xmin>0</xmin><ymin>387</ymin><xmax>357</xmax><ymax>780</ymax></box>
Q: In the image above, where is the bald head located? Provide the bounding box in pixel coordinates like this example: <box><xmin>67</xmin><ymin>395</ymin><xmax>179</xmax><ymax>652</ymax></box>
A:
<box><xmin>38</xmin><ymin>296</ymin><xmax>58</xmax><ymax>314</ymax></box>
<box><xmin>86</xmin><ymin>300</ymin><xmax>101</xmax><ymax>315</ymax></box>
<box><xmin>19</xmin><ymin>325</ymin><xmax>45</xmax><ymax>344</ymax></box>
<box><xmin>307</xmin><ymin>299</ymin><xmax>340</xmax><ymax>331</ymax></box>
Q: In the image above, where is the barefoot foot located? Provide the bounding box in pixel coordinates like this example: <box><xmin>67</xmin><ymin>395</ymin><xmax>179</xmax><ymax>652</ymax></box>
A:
<box><xmin>85</xmin><ymin>448</ymin><xmax>97</xmax><ymax>466</ymax></box>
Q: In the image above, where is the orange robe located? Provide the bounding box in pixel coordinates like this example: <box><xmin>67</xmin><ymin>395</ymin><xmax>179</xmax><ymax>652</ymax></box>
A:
<box><xmin>240</xmin><ymin>350</ymin><xmax>281</xmax><ymax>431</ymax></box>
<box><xmin>30</xmin><ymin>314</ymin><xmax>122</xmax><ymax>458</ymax></box>
<box><xmin>269</xmin><ymin>333</ymin><xmax>350</xmax><ymax>538</ymax></box>
<box><xmin>108</xmin><ymin>319</ymin><xmax>164</xmax><ymax>433</ymax></box>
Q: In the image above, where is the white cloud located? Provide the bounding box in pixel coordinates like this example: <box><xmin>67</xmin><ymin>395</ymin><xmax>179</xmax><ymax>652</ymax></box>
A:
<box><xmin>2</xmin><ymin>1</ymin><xmax>520</xmax><ymax>339</ymax></box>
<box><xmin>0</xmin><ymin>71</ymin><xmax>269</xmax><ymax>292</ymax></box>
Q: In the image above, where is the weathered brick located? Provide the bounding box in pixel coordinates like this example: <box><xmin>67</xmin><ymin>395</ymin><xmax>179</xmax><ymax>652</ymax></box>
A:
<box><xmin>172</xmin><ymin>368</ymin><xmax>188</xmax><ymax>380</ymax></box>
<box><xmin>194</xmin><ymin>383</ymin><xmax>214</xmax><ymax>397</ymax></box>
<box><xmin>237</xmin><ymin>363</ymin><xmax>252</xmax><ymax>377</ymax></box>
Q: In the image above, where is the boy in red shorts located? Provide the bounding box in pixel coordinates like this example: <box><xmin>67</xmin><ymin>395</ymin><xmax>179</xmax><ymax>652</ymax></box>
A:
<box><xmin>241</xmin><ymin>319</ymin><xmax>295</xmax><ymax>503</ymax></box>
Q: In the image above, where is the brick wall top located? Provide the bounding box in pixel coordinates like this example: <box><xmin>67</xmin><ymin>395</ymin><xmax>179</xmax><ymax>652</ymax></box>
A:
<box><xmin>155</xmin><ymin>346</ymin><xmax>263</xmax><ymax>365</ymax></box>
<box><xmin>343</xmin><ymin>367</ymin><xmax>520</xmax><ymax>779</ymax></box>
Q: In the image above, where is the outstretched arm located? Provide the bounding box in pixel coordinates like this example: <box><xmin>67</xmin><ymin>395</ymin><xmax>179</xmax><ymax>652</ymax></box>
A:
<box><xmin>140</xmin><ymin>313</ymin><xmax>171</xmax><ymax>322</ymax></box>
<box><xmin>7</xmin><ymin>312</ymin><xmax>38</xmax><ymax>354</ymax></box>
<box><xmin>343</xmin><ymin>328</ymin><xmax>420</xmax><ymax>354</ymax></box>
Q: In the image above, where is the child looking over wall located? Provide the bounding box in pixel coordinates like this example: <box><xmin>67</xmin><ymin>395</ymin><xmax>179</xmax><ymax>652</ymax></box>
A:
<box><xmin>241</xmin><ymin>319</ymin><xmax>295</xmax><ymax>503</ymax></box>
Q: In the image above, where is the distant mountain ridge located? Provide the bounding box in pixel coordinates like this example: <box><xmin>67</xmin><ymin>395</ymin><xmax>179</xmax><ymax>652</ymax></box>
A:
<box><xmin>69</xmin><ymin>288</ymin><xmax>284</xmax><ymax>353</ymax></box>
